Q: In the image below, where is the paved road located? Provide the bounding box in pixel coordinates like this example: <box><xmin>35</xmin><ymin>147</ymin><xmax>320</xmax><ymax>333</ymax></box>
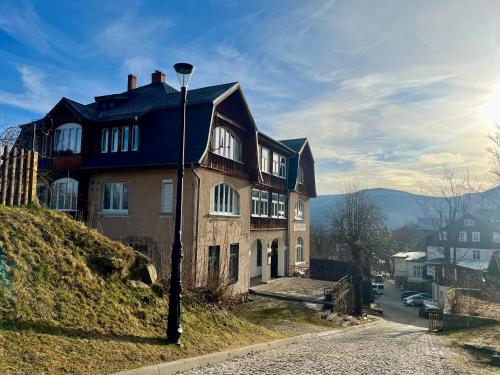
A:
<box><xmin>183</xmin><ymin>282</ymin><xmax>479</xmax><ymax>374</ymax></box>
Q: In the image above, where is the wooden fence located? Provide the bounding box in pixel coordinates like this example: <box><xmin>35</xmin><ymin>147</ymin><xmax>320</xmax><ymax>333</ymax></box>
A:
<box><xmin>0</xmin><ymin>145</ymin><xmax>38</xmax><ymax>206</ymax></box>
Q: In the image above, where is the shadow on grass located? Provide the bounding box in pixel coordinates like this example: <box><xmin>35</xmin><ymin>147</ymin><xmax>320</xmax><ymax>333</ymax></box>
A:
<box><xmin>0</xmin><ymin>319</ymin><xmax>172</xmax><ymax>346</ymax></box>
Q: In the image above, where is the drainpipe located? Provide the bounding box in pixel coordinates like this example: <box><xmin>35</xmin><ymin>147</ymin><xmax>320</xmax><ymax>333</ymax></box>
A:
<box><xmin>192</xmin><ymin>166</ymin><xmax>201</xmax><ymax>287</ymax></box>
<box><xmin>286</xmin><ymin>190</ymin><xmax>291</xmax><ymax>276</ymax></box>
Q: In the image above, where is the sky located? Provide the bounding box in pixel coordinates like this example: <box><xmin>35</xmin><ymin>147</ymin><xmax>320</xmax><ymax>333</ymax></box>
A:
<box><xmin>0</xmin><ymin>0</ymin><xmax>500</xmax><ymax>195</ymax></box>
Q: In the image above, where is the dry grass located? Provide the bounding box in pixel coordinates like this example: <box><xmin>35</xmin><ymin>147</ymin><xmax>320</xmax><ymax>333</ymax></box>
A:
<box><xmin>0</xmin><ymin>206</ymin><xmax>282</xmax><ymax>374</ymax></box>
<box><xmin>442</xmin><ymin>324</ymin><xmax>500</xmax><ymax>351</ymax></box>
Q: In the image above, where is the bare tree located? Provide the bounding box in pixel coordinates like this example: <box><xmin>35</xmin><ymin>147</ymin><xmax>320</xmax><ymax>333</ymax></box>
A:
<box><xmin>488</xmin><ymin>124</ymin><xmax>500</xmax><ymax>180</ymax></box>
<box><xmin>329</xmin><ymin>182</ymin><xmax>386</xmax><ymax>316</ymax></box>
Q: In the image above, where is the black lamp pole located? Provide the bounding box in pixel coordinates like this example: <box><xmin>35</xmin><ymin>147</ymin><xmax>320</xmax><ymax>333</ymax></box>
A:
<box><xmin>167</xmin><ymin>63</ymin><xmax>194</xmax><ymax>345</ymax></box>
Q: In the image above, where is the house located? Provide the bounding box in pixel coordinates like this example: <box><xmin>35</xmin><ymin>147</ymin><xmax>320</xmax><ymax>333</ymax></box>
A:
<box><xmin>16</xmin><ymin>70</ymin><xmax>317</xmax><ymax>294</ymax></box>
<box><xmin>425</xmin><ymin>213</ymin><xmax>500</xmax><ymax>303</ymax></box>
<box><xmin>390</xmin><ymin>251</ymin><xmax>427</xmax><ymax>290</ymax></box>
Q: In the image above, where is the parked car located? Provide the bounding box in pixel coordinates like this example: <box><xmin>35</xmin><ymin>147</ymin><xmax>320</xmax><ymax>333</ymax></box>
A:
<box><xmin>400</xmin><ymin>291</ymin><xmax>419</xmax><ymax>300</ymax></box>
<box><xmin>419</xmin><ymin>300</ymin><xmax>442</xmax><ymax>318</ymax></box>
<box><xmin>403</xmin><ymin>293</ymin><xmax>432</xmax><ymax>306</ymax></box>
<box><xmin>372</xmin><ymin>283</ymin><xmax>384</xmax><ymax>295</ymax></box>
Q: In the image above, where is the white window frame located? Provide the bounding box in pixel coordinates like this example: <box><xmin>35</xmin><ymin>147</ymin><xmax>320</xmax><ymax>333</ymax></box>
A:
<box><xmin>296</xmin><ymin>237</ymin><xmax>304</xmax><ymax>263</ymax></box>
<box><xmin>111</xmin><ymin>128</ymin><xmax>119</xmax><ymax>152</ymax></box>
<box><xmin>439</xmin><ymin>231</ymin><xmax>447</xmax><ymax>241</ymax></box>
<box><xmin>52</xmin><ymin>178</ymin><xmax>78</xmax><ymax>212</ymax></box>
<box><xmin>259</xmin><ymin>146</ymin><xmax>270</xmax><ymax>173</ymax></box>
<box><xmin>413</xmin><ymin>265</ymin><xmax>421</xmax><ymax>277</ymax></box>
<box><xmin>279</xmin><ymin>156</ymin><xmax>287</xmax><ymax>178</ymax></box>
<box><xmin>102</xmin><ymin>182</ymin><xmax>129</xmax><ymax>213</ymax></box>
<box><xmin>211</xmin><ymin>183</ymin><xmax>240</xmax><ymax>216</ymax></box>
<box><xmin>472</xmin><ymin>250</ymin><xmax>481</xmax><ymax>260</ymax></box>
<box><xmin>212</xmin><ymin>126</ymin><xmax>241</xmax><ymax>161</ymax></box>
<box><xmin>101</xmin><ymin>129</ymin><xmax>109</xmax><ymax>153</ymax></box>
<box><xmin>272</xmin><ymin>153</ymin><xmax>280</xmax><ymax>176</ymax></box>
<box><xmin>251</xmin><ymin>189</ymin><xmax>260</xmax><ymax>217</ymax></box>
<box><xmin>278</xmin><ymin>194</ymin><xmax>286</xmax><ymax>218</ymax></box>
<box><xmin>295</xmin><ymin>199</ymin><xmax>305</xmax><ymax>220</ymax></box>
<box><xmin>131</xmin><ymin>125</ymin><xmax>139</xmax><ymax>151</ymax></box>
<box><xmin>472</xmin><ymin>231</ymin><xmax>480</xmax><ymax>242</ymax></box>
<box><xmin>161</xmin><ymin>179</ymin><xmax>173</xmax><ymax>214</ymax></box>
<box><xmin>459</xmin><ymin>231</ymin><xmax>467</xmax><ymax>242</ymax></box>
<box><xmin>121</xmin><ymin>126</ymin><xmax>129</xmax><ymax>152</ymax></box>
<box><xmin>464</xmin><ymin>219</ymin><xmax>474</xmax><ymax>227</ymax></box>
<box><xmin>54</xmin><ymin>123</ymin><xmax>82</xmax><ymax>154</ymax></box>
<box><xmin>297</xmin><ymin>166</ymin><xmax>304</xmax><ymax>184</ymax></box>
<box><xmin>271</xmin><ymin>193</ymin><xmax>279</xmax><ymax>218</ymax></box>
<box><xmin>260</xmin><ymin>191</ymin><xmax>269</xmax><ymax>217</ymax></box>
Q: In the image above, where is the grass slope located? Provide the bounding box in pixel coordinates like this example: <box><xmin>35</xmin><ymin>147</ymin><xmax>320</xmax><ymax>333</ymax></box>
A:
<box><xmin>0</xmin><ymin>206</ymin><xmax>282</xmax><ymax>374</ymax></box>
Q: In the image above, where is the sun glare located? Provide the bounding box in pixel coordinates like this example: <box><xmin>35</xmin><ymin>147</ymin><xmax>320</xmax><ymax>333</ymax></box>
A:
<box><xmin>481</xmin><ymin>83</ymin><xmax>500</xmax><ymax>124</ymax></box>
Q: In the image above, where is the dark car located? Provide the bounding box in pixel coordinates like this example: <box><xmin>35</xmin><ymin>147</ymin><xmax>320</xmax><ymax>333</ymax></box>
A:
<box><xmin>419</xmin><ymin>301</ymin><xmax>442</xmax><ymax>318</ymax></box>
<box><xmin>400</xmin><ymin>291</ymin><xmax>419</xmax><ymax>300</ymax></box>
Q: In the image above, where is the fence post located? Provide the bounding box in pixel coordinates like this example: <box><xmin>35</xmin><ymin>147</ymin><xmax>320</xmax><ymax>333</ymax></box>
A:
<box><xmin>8</xmin><ymin>147</ymin><xmax>18</xmax><ymax>206</ymax></box>
<box><xmin>1</xmin><ymin>145</ymin><xmax>10</xmax><ymax>205</ymax></box>
<box><xmin>15</xmin><ymin>148</ymin><xmax>25</xmax><ymax>205</ymax></box>
<box><xmin>23</xmin><ymin>151</ymin><xmax>31</xmax><ymax>205</ymax></box>
<box><xmin>28</xmin><ymin>151</ymin><xmax>38</xmax><ymax>204</ymax></box>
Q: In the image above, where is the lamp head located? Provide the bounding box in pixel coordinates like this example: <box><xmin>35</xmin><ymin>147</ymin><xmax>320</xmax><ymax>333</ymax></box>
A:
<box><xmin>174</xmin><ymin>63</ymin><xmax>195</xmax><ymax>88</ymax></box>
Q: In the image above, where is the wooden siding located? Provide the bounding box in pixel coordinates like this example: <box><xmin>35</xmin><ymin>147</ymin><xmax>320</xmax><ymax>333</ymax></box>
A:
<box><xmin>251</xmin><ymin>216</ymin><xmax>288</xmax><ymax>230</ymax></box>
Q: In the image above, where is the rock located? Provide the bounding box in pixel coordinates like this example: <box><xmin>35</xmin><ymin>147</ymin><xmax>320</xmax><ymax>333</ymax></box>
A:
<box><xmin>88</xmin><ymin>254</ymin><xmax>127</xmax><ymax>277</ymax></box>
<box><xmin>129</xmin><ymin>252</ymin><xmax>157</xmax><ymax>285</ymax></box>
<box><xmin>130</xmin><ymin>280</ymin><xmax>150</xmax><ymax>290</ymax></box>
<box><xmin>151</xmin><ymin>283</ymin><xmax>164</xmax><ymax>298</ymax></box>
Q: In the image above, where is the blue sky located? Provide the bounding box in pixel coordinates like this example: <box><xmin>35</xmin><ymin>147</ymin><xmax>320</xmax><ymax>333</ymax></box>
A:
<box><xmin>1</xmin><ymin>0</ymin><xmax>500</xmax><ymax>194</ymax></box>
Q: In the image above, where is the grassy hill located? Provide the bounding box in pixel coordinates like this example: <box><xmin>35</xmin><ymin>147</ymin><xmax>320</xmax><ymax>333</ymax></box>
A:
<box><xmin>0</xmin><ymin>206</ymin><xmax>282</xmax><ymax>374</ymax></box>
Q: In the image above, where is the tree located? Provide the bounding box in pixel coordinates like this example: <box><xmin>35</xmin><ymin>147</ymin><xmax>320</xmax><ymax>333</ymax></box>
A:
<box><xmin>329</xmin><ymin>183</ymin><xmax>386</xmax><ymax>316</ymax></box>
<box><xmin>311</xmin><ymin>223</ymin><xmax>338</xmax><ymax>259</ymax></box>
<box><xmin>391</xmin><ymin>222</ymin><xmax>426</xmax><ymax>252</ymax></box>
<box><xmin>488</xmin><ymin>123</ymin><xmax>500</xmax><ymax>180</ymax></box>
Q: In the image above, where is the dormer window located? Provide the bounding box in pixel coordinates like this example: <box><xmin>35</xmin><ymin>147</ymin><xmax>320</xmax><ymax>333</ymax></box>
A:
<box><xmin>212</xmin><ymin>126</ymin><xmax>241</xmax><ymax>161</ymax></box>
<box><xmin>464</xmin><ymin>219</ymin><xmax>474</xmax><ymax>227</ymax></box>
<box><xmin>54</xmin><ymin>123</ymin><xmax>82</xmax><ymax>154</ymax></box>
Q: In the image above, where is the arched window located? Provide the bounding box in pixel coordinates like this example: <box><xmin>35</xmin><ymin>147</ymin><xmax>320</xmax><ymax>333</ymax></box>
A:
<box><xmin>211</xmin><ymin>183</ymin><xmax>240</xmax><ymax>216</ymax></box>
<box><xmin>296</xmin><ymin>237</ymin><xmax>304</xmax><ymax>262</ymax></box>
<box><xmin>54</xmin><ymin>123</ymin><xmax>82</xmax><ymax>153</ymax></box>
<box><xmin>295</xmin><ymin>199</ymin><xmax>304</xmax><ymax>220</ymax></box>
<box><xmin>212</xmin><ymin>126</ymin><xmax>241</xmax><ymax>161</ymax></box>
<box><xmin>52</xmin><ymin>178</ymin><xmax>78</xmax><ymax>211</ymax></box>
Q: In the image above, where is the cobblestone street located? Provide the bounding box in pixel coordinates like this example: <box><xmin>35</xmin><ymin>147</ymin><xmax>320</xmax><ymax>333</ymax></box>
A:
<box><xmin>184</xmin><ymin>320</ymin><xmax>476</xmax><ymax>375</ymax></box>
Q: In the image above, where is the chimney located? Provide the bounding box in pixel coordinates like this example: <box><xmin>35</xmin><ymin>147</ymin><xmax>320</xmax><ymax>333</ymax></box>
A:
<box><xmin>151</xmin><ymin>70</ymin><xmax>166</xmax><ymax>84</ymax></box>
<box><xmin>128</xmin><ymin>74</ymin><xmax>137</xmax><ymax>91</ymax></box>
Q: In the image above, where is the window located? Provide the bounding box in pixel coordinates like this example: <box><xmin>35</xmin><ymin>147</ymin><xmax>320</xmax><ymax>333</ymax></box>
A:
<box><xmin>52</xmin><ymin>178</ymin><xmax>78</xmax><ymax>211</ymax></box>
<box><xmin>102</xmin><ymin>182</ymin><xmax>129</xmax><ymax>213</ymax></box>
<box><xmin>251</xmin><ymin>189</ymin><xmax>260</xmax><ymax>216</ymax></box>
<box><xmin>41</xmin><ymin>135</ymin><xmax>48</xmax><ymax>157</ymax></box>
<box><xmin>229</xmin><ymin>243</ymin><xmax>239</xmax><ymax>283</ymax></box>
<box><xmin>161</xmin><ymin>180</ymin><xmax>173</xmax><ymax>213</ymax></box>
<box><xmin>259</xmin><ymin>146</ymin><xmax>270</xmax><ymax>173</ymax></box>
<box><xmin>494</xmin><ymin>232</ymin><xmax>500</xmax><ymax>243</ymax></box>
<box><xmin>439</xmin><ymin>231</ymin><xmax>447</xmax><ymax>241</ymax></box>
<box><xmin>296</xmin><ymin>237</ymin><xmax>304</xmax><ymax>262</ymax></box>
<box><xmin>111</xmin><ymin>128</ymin><xmax>119</xmax><ymax>152</ymax></box>
<box><xmin>297</xmin><ymin>166</ymin><xmax>304</xmax><ymax>184</ymax></box>
<box><xmin>101</xmin><ymin>129</ymin><xmax>109</xmax><ymax>153</ymax></box>
<box><xmin>256</xmin><ymin>240</ymin><xmax>262</xmax><ymax>267</ymax></box>
<box><xmin>271</xmin><ymin>193</ymin><xmax>279</xmax><ymax>217</ymax></box>
<box><xmin>54</xmin><ymin>123</ymin><xmax>82</xmax><ymax>153</ymax></box>
<box><xmin>472</xmin><ymin>232</ymin><xmax>480</xmax><ymax>242</ymax></box>
<box><xmin>413</xmin><ymin>265</ymin><xmax>421</xmax><ymax>277</ymax></box>
<box><xmin>295</xmin><ymin>199</ymin><xmax>304</xmax><ymax>220</ymax></box>
<box><xmin>459</xmin><ymin>231</ymin><xmax>467</xmax><ymax>242</ymax></box>
<box><xmin>272</xmin><ymin>153</ymin><xmax>280</xmax><ymax>176</ymax></box>
<box><xmin>473</xmin><ymin>250</ymin><xmax>480</xmax><ymax>260</ymax></box>
<box><xmin>279</xmin><ymin>156</ymin><xmax>287</xmax><ymax>178</ymax></box>
<box><xmin>131</xmin><ymin>125</ymin><xmax>139</xmax><ymax>151</ymax></box>
<box><xmin>464</xmin><ymin>219</ymin><xmax>474</xmax><ymax>226</ymax></box>
<box><xmin>278</xmin><ymin>194</ymin><xmax>286</xmax><ymax>218</ymax></box>
<box><xmin>208</xmin><ymin>246</ymin><xmax>220</xmax><ymax>280</ymax></box>
<box><xmin>37</xmin><ymin>183</ymin><xmax>48</xmax><ymax>206</ymax></box>
<box><xmin>212</xmin><ymin>126</ymin><xmax>240</xmax><ymax>161</ymax></box>
<box><xmin>121</xmin><ymin>126</ymin><xmax>129</xmax><ymax>152</ymax></box>
<box><xmin>212</xmin><ymin>183</ymin><xmax>240</xmax><ymax>215</ymax></box>
<box><xmin>260</xmin><ymin>191</ymin><xmax>269</xmax><ymax>217</ymax></box>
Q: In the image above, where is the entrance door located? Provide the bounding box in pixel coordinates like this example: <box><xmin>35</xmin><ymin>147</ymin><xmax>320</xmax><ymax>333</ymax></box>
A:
<box><xmin>271</xmin><ymin>240</ymin><xmax>279</xmax><ymax>278</ymax></box>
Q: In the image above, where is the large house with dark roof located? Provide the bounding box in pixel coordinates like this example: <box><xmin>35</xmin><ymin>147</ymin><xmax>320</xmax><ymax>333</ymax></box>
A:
<box><xmin>17</xmin><ymin>70</ymin><xmax>316</xmax><ymax>294</ymax></box>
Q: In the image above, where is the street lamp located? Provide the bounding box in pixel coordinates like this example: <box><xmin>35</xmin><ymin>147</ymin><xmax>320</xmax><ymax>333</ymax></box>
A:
<box><xmin>167</xmin><ymin>62</ymin><xmax>195</xmax><ymax>346</ymax></box>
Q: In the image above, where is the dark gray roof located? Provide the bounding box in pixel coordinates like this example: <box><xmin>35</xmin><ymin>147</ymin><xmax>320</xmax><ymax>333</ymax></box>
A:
<box><xmin>280</xmin><ymin>138</ymin><xmax>307</xmax><ymax>153</ymax></box>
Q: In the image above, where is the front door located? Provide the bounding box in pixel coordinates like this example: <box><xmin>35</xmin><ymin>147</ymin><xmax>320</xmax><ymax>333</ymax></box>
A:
<box><xmin>271</xmin><ymin>240</ymin><xmax>279</xmax><ymax>278</ymax></box>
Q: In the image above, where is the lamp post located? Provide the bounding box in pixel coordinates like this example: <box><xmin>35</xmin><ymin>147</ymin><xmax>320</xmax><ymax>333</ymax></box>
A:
<box><xmin>167</xmin><ymin>62</ymin><xmax>195</xmax><ymax>345</ymax></box>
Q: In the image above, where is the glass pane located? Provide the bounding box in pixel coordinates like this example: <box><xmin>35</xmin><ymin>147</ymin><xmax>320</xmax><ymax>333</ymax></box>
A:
<box><xmin>54</xmin><ymin>130</ymin><xmax>61</xmax><ymax>151</ymax></box>
<box><xmin>224</xmin><ymin>185</ymin><xmax>229</xmax><ymax>212</ymax></box>
<box><xmin>103</xmin><ymin>183</ymin><xmax>111</xmax><ymax>210</ymax></box>
<box><xmin>122</xmin><ymin>183</ymin><xmax>129</xmax><ymax>210</ymax></box>
<box><xmin>76</xmin><ymin>128</ymin><xmax>82</xmax><ymax>153</ymax></box>
<box><xmin>132</xmin><ymin>125</ymin><xmax>139</xmax><ymax>150</ymax></box>
<box><xmin>122</xmin><ymin>127</ymin><xmax>129</xmax><ymax>151</ymax></box>
<box><xmin>112</xmin><ymin>183</ymin><xmax>121</xmax><ymax>210</ymax></box>
<box><xmin>213</xmin><ymin>185</ymin><xmax>218</xmax><ymax>212</ymax></box>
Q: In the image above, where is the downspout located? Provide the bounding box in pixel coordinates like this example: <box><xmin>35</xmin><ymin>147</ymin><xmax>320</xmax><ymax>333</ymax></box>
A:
<box><xmin>192</xmin><ymin>165</ymin><xmax>201</xmax><ymax>287</ymax></box>
<box><xmin>286</xmin><ymin>189</ymin><xmax>291</xmax><ymax>276</ymax></box>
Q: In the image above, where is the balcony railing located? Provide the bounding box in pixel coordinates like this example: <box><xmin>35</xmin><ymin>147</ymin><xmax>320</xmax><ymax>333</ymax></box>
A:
<box><xmin>206</xmin><ymin>152</ymin><xmax>247</xmax><ymax>178</ymax></box>
<box><xmin>251</xmin><ymin>216</ymin><xmax>287</xmax><ymax>230</ymax></box>
<box><xmin>51</xmin><ymin>154</ymin><xmax>83</xmax><ymax>171</ymax></box>
<box><xmin>261</xmin><ymin>173</ymin><xmax>287</xmax><ymax>190</ymax></box>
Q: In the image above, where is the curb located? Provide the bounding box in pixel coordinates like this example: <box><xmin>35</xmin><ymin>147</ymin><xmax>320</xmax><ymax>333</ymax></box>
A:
<box><xmin>114</xmin><ymin>319</ymin><xmax>381</xmax><ymax>375</ymax></box>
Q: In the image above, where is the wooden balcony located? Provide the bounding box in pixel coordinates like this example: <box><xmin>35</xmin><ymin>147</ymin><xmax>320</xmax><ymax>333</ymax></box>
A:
<box><xmin>261</xmin><ymin>173</ymin><xmax>287</xmax><ymax>190</ymax></box>
<box><xmin>51</xmin><ymin>154</ymin><xmax>83</xmax><ymax>172</ymax></box>
<box><xmin>251</xmin><ymin>216</ymin><xmax>287</xmax><ymax>230</ymax></box>
<box><xmin>205</xmin><ymin>152</ymin><xmax>248</xmax><ymax>178</ymax></box>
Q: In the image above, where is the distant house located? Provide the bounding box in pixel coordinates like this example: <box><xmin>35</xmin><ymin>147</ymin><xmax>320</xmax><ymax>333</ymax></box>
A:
<box><xmin>390</xmin><ymin>251</ymin><xmax>427</xmax><ymax>290</ymax></box>
<box><xmin>487</xmin><ymin>250</ymin><xmax>500</xmax><ymax>283</ymax></box>
<box><xmin>425</xmin><ymin>213</ymin><xmax>500</xmax><ymax>303</ymax></box>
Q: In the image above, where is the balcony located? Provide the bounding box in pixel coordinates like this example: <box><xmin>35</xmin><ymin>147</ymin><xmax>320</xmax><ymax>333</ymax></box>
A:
<box><xmin>206</xmin><ymin>152</ymin><xmax>247</xmax><ymax>178</ymax></box>
<box><xmin>251</xmin><ymin>216</ymin><xmax>287</xmax><ymax>230</ymax></box>
<box><xmin>261</xmin><ymin>173</ymin><xmax>287</xmax><ymax>190</ymax></box>
<box><xmin>51</xmin><ymin>154</ymin><xmax>83</xmax><ymax>172</ymax></box>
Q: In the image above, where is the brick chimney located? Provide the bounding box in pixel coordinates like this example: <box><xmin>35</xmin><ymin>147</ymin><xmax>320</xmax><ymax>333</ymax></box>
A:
<box><xmin>128</xmin><ymin>74</ymin><xmax>137</xmax><ymax>91</ymax></box>
<box><xmin>151</xmin><ymin>70</ymin><xmax>166</xmax><ymax>84</ymax></box>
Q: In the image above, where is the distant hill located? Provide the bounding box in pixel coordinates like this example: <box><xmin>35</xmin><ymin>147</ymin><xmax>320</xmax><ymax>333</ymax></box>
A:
<box><xmin>311</xmin><ymin>187</ymin><xmax>500</xmax><ymax>229</ymax></box>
